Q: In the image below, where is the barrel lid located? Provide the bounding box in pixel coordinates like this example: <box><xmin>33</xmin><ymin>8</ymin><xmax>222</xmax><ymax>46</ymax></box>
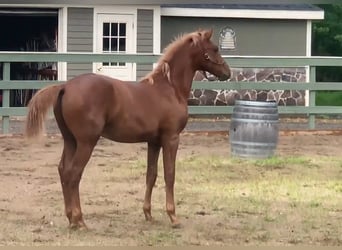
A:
<box><xmin>234</xmin><ymin>100</ymin><xmax>277</xmax><ymax>107</ymax></box>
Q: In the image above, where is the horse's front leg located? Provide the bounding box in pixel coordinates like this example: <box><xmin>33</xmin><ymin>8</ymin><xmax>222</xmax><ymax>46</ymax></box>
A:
<box><xmin>143</xmin><ymin>142</ymin><xmax>161</xmax><ymax>221</ymax></box>
<box><xmin>162</xmin><ymin>134</ymin><xmax>181</xmax><ymax>228</ymax></box>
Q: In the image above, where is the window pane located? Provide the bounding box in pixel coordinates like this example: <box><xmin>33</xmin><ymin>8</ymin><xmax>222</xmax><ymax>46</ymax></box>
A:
<box><xmin>103</xmin><ymin>23</ymin><xmax>109</xmax><ymax>36</ymax></box>
<box><xmin>119</xmin><ymin>38</ymin><xmax>126</xmax><ymax>52</ymax></box>
<box><xmin>103</xmin><ymin>62</ymin><xmax>109</xmax><ymax>66</ymax></box>
<box><xmin>111</xmin><ymin>38</ymin><xmax>118</xmax><ymax>52</ymax></box>
<box><xmin>119</xmin><ymin>23</ymin><xmax>126</xmax><ymax>36</ymax></box>
<box><xmin>111</xmin><ymin>23</ymin><xmax>118</xmax><ymax>36</ymax></box>
<box><xmin>103</xmin><ymin>38</ymin><xmax>109</xmax><ymax>52</ymax></box>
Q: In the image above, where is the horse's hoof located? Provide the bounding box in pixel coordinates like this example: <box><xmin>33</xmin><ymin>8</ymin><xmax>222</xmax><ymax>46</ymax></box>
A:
<box><xmin>144</xmin><ymin>211</ymin><xmax>153</xmax><ymax>222</ymax></box>
<box><xmin>69</xmin><ymin>225</ymin><xmax>78</xmax><ymax>230</ymax></box>
<box><xmin>78</xmin><ymin>224</ymin><xmax>88</xmax><ymax>231</ymax></box>
<box><xmin>171</xmin><ymin>221</ymin><xmax>182</xmax><ymax>229</ymax></box>
<box><xmin>146</xmin><ymin>216</ymin><xmax>153</xmax><ymax>222</ymax></box>
<box><xmin>69</xmin><ymin>221</ymin><xmax>88</xmax><ymax>231</ymax></box>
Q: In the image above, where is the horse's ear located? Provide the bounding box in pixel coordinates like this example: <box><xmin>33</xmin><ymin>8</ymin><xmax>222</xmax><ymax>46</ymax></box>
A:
<box><xmin>189</xmin><ymin>33</ymin><xmax>200</xmax><ymax>46</ymax></box>
<box><xmin>203</xmin><ymin>29</ymin><xmax>213</xmax><ymax>40</ymax></box>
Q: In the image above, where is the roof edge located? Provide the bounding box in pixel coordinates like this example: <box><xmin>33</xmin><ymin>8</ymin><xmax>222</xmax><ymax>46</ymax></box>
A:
<box><xmin>161</xmin><ymin>7</ymin><xmax>324</xmax><ymax>20</ymax></box>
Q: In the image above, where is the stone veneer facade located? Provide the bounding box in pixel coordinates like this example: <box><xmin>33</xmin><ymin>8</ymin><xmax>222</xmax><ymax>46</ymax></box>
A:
<box><xmin>188</xmin><ymin>67</ymin><xmax>306</xmax><ymax>106</ymax></box>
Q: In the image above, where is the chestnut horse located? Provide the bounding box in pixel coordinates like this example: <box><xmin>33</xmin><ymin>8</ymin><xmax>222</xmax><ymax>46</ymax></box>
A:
<box><xmin>25</xmin><ymin>29</ymin><xmax>231</xmax><ymax>229</ymax></box>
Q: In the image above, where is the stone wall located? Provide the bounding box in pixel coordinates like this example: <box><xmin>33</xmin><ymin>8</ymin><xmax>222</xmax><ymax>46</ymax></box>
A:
<box><xmin>188</xmin><ymin>67</ymin><xmax>307</xmax><ymax>106</ymax></box>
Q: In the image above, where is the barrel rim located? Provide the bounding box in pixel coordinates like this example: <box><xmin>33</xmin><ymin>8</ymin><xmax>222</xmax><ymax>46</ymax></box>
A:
<box><xmin>234</xmin><ymin>100</ymin><xmax>278</xmax><ymax>107</ymax></box>
<box><xmin>230</xmin><ymin>118</ymin><xmax>279</xmax><ymax>124</ymax></box>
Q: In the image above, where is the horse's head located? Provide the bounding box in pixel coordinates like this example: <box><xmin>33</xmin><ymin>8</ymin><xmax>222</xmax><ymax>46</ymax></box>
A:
<box><xmin>189</xmin><ymin>29</ymin><xmax>231</xmax><ymax>81</ymax></box>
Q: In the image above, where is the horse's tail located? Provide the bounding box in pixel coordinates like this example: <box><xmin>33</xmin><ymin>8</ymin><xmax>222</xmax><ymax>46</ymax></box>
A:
<box><xmin>25</xmin><ymin>84</ymin><xmax>64</xmax><ymax>139</ymax></box>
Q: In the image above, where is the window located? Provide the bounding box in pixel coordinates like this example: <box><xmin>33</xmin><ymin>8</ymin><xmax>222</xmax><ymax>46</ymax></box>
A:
<box><xmin>102</xmin><ymin>22</ymin><xmax>127</xmax><ymax>66</ymax></box>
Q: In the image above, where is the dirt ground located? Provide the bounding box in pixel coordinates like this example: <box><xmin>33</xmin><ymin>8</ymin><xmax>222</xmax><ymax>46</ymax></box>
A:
<box><xmin>0</xmin><ymin>132</ymin><xmax>341</xmax><ymax>246</ymax></box>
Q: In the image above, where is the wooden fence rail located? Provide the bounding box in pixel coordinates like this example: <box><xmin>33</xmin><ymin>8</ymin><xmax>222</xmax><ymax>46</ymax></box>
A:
<box><xmin>1</xmin><ymin>52</ymin><xmax>342</xmax><ymax>133</ymax></box>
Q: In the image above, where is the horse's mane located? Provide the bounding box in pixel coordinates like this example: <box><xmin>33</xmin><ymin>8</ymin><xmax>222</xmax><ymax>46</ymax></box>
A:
<box><xmin>141</xmin><ymin>31</ymin><xmax>202</xmax><ymax>84</ymax></box>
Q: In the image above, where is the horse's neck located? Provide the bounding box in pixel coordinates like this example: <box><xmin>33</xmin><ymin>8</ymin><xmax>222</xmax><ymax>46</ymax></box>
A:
<box><xmin>168</xmin><ymin>57</ymin><xmax>196</xmax><ymax>102</ymax></box>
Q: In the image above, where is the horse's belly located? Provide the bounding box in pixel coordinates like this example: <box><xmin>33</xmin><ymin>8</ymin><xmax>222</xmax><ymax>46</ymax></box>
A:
<box><xmin>101</xmin><ymin>122</ymin><xmax>159</xmax><ymax>143</ymax></box>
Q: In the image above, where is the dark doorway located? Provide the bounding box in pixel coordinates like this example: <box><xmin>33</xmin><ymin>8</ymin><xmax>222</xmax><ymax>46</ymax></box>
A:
<box><xmin>0</xmin><ymin>8</ymin><xmax>58</xmax><ymax>107</ymax></box>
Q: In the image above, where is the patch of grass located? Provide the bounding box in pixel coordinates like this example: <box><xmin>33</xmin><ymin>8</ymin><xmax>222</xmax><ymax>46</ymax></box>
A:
<box><xmin>316</xmin><ymin>91</ymin><xmax>342</xmax><ymax>106</ymax></box>
<box><xmin>264</xmin><ymin>214</ymin><xmax>277</xmax><ymax>222</ymax></box>
<box><xmin>130</xmin><ymin>159</ymin><xmax>146</xmax><ymax>169</ymax></box>
<box><xmin>255</xmin><ymin>231</ymin><xmax>271</xmax><ymax>242</ymax></box>
<box><xmin>174</xmin><ymin>153</ymin><xmax>342</xmax><ymax>245</ymax></box>
<box><xmin>253</xmin><ymin>156</ymin><xmax>316</xmax><ymax>169</ymax></box>
<box><xmin>179</xmin><ymin>155</ymin><xmax>233</xmax><ymax>169</ymax></box>
<box><xmin>327</xmin><ymin>181</ymin><xmax>342</xmax><ymax>193</ymax></box>
<box><xmin>309</xmin><ymin>201</ymin><xmax>321</xmax><ymax>208</ymax></box>
<box><xmin>142</xmin><ymin>230</ymin><xmax>181</xmax><ymax>246</ymax></box>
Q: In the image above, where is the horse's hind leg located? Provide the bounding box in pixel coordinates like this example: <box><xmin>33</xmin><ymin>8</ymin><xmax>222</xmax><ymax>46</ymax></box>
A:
<box><xmin>61</xmin><ymin>138</ymin><xmax>98</xmax><ymax>229</ymax></box>
<box><xmin>58</xmin><ymin>139</ymin><xmax>76</xmax><ymax>225</ymax></box>
<box><xmin>143</xmin><ymin>142</ymin><xmax>161</xmax><ymax>221</ymax></box>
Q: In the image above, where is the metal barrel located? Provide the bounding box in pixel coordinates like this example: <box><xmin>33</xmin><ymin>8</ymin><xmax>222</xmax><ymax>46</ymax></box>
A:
<box><xmin>229</xmin><ymin>100</ymin><xmax>279</xmax><ymax>159</ymax></box>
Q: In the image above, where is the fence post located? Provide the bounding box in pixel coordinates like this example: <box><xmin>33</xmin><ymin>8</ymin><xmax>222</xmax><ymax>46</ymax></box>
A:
<box><xmin>1</xmin><ymin>62</ymin><xmax>10</xmax><ymax>134</ymax></box>
<box><xmin>308</xmin><ymin>66</ymin><xmax>316</xmax><ymax>129</ymax></box>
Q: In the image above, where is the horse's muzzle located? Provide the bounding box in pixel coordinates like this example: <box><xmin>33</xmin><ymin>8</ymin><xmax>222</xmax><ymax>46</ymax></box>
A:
<box><xmin>218</xmin><ymin>63</ymin><xmax>231</xmax><ymax>81</ymax></box>
<box><xmin>218</xmin><ymin>71</ymin><xmax>231</xmax><ymax>81</ymax></box>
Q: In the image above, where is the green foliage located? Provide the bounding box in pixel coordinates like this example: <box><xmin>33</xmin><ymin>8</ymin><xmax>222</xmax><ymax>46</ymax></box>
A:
<box><xmin>312</xmin><ymin>4</ymin><xmax>342</xmax><ymax>57</ymax></box>
<box><xmin>312</xmin><ymin>4</ymin><xmax>342</xmax><ymax>82</ymax></box>
<box><xmin>312</xmin><ymin>5</ymin><xmax>342</xmax><ymax>104</ymax></box>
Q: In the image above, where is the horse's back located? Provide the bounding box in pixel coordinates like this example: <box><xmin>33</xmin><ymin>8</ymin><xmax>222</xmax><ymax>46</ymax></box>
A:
<box><xmin>58</xmin><ymin>73</ymin><xmax>157</xmax><ymax>142</ymax></box>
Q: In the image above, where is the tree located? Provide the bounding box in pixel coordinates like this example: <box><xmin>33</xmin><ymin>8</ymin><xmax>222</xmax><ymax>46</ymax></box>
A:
<box><xmin>312</xmin><ymin>4</ymin><xmax>342</xmax><ymax>82</ymax></box>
